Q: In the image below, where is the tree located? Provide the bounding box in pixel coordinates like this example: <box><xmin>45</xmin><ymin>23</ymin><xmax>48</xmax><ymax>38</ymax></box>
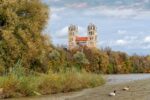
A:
<box><xmin>73</xmin><ymin>51</ymin><xmax>89</xmax><ymax>70</ymax></box>
<box><xmin>48</xmin><ymin>50</ymin><xmax>61</xmax><ymax>72</ymax></box>
<box><xmin>84</xmin><ymin>48</ymin><xmax>109</xmax><ymax>74</ymax></box>
<box><xmin>0</xmin><ymin>0</ymin><xmax>51</xmax><ymax>73</ymax></box>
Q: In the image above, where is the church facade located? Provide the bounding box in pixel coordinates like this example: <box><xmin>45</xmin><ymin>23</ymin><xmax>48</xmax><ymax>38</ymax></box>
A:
<box><xmin>68</xmin><ymin>24</ymin><xmax>97</xmax><ymax>50</ymax></box>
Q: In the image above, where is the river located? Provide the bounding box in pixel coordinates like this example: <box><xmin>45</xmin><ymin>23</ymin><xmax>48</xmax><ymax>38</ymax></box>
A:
<box><xmin>106</xmin><ymin>74</ymin><xmax>150</xmax><ymax>85</ymax></box>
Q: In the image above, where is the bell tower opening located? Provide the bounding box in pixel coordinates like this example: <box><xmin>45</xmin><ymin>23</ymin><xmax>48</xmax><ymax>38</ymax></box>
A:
<box><xmin>87</xmin><ymin>23</ymin><xmax>97</xmax><ymax>48</ymax></box>
<box><xmin>68</xmin><ymin>25</ymin><xmax>78</xmax><ymax>49</ymax></box>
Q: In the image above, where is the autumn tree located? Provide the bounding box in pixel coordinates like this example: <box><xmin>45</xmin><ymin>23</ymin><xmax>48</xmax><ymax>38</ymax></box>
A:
<box><xmin>0</xmin><ymin>0</ymin><xmax>51</xmax><ymax>73</ymax></box>
<box><xmin>83</xmin><ymin>48</ymin><xmax>109</xmax><ymax>74</ymax></box>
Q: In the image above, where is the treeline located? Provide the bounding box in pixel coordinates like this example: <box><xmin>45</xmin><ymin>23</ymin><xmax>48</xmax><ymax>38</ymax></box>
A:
<box><xmin>0</xmin><ymin>0</ymin><xmax>150</xmax><ymax>75</ymax></box>
<box><xmin>49</xmin><ymin>46</ymin><xmax>150</xmax><ymax>74</ymax></box>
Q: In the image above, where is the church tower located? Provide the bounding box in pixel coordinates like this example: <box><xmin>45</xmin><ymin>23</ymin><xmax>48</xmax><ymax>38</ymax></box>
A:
<box><xmin>68</xmin><ymin>25</ymin><xmax>78</xmax><ymax>49</ymax></box>
<box><xmin>87</xmin><ymin>24</ymin><xmax>97</xmax><ymax>48</ymax></box>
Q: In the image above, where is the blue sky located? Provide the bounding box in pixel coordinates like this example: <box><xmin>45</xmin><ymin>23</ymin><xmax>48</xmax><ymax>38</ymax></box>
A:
<box><xmin>42</xmin><ymin>0</ymin><xmax>150</xmax><ymax>55</ymax></box>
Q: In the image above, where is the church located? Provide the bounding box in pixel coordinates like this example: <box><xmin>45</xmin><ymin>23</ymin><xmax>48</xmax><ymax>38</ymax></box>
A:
<box><xmin>68</xmin><ymin>24</ymin><xmax>97</xmax><ymax>50</ymax></box>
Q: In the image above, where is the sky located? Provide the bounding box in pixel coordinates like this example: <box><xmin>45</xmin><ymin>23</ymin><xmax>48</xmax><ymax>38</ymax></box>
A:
<box><xmin>42</xmin><ymin>0</ymin><xmax>150</xmax><ymax>55</ymax></box>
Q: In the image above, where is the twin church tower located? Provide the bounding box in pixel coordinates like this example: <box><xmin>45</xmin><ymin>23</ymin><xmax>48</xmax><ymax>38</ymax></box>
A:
<box><xmin>68</xmin><ymin>24</ymin><xmax>97</xmax><ymax>50</ymax></box>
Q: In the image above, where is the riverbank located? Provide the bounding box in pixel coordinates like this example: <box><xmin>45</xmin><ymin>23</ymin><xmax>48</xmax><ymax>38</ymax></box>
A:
<box><xmin>6</xmin><ymin>74</ymin><xmax>150</xmax><ymax>100</ymax></box>
<box><xmin>68</xmin><ymin>78</ymin><xmax>150</xmax><ymax>100</ymax></box>
<box><xmin>0</xmin><ymin>70</ymin><xmax>104</xmax><ymax>99</ymax></box>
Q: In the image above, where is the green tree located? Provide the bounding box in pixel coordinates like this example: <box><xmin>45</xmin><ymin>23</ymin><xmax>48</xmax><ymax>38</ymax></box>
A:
<box><xmin>73</xmin><ymin>51</ymin><xmax>89</xmax><ymax>70</ymax></box>
<box><xmin>48</xmin><ymin>50</ymin><xmax>61</xmax><ymax>72</ymax></box>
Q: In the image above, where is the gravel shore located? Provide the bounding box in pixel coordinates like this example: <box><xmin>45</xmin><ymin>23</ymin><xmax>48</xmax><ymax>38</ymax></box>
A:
<box><xmin>68</xmin><ymin>79</ymin><xmax>150</xmax><ymax>100</ymax></box>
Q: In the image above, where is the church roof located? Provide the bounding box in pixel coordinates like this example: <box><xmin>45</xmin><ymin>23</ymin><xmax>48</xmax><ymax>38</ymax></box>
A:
<box><xmin>76</xmin><ymin>36</ymin><xmax>88</xmax><ymax>41</ymax></box>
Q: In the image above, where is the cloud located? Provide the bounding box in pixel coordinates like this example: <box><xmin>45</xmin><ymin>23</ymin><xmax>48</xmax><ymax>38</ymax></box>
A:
<box><xmin>51</xmin><ymin>7</ymin><xmax>66</xmax><ymax>12</ymax></box>
<box><xmin>143</xmin><ymin>0</ymin><xmax>150</xmax><ymax>3</ymax></box>
<box><xmin>100</xmin><ymin>31</ymin><xmax>141</xmax><ymax>47</ymax></box>
<box><xmin>51</xmin><ymin>13</ymin><xmax>61</xmax><ymax>21</ymax></box>
<box><xmin>124</xmin><ymin>36</ymin><xmax>138</xmax><ymax>40</ymax></box>
<box><xmin>100</xmin><ymin>31</ymin><xmax>150</xmax><ymax>50</ymax></box>
<box><xmin>116</xmin><ymin>39</ymin><xmax>128</xmax><ymax>45</ymax></box>
<box><xmin>84</xmin><ymin>5</ymin><xmax>150</xmax><ymax>19</ymax></box>
<box><xmin>142</xmin><ymin>44</ymin><xmax>150</xmax><ymax>49</ymax></box>
<box><xmin>144</xmin><ymin>36</ymin><xmax>150</xmax><ymax>43</ymax></box>
<box><xmin>48</xmin><ymin>1</ymin><xmax>150</xmax><ymax>20</ymax></box>
<box><xmin>55</xmin><ymin>26</ymin><xmax>68</xmax><ymax>38</ymax></box>
<box><xmin>53</xmin><ymin>0</ymin><xmax>61</xmax><ymax>2</ymax></box>
<box><xmin>50</xmin><ymin>7</ymin><xmax>67</xmax><ymax>21</ymax></box>
<box><xmin>117</xmin><ymin>30</ymin><xmax>127</xmax><ymax>35</ymax></box>
<box><xmin>43</xmin><ymin>0</ymin><xmax>61</xmax><ymax>3</ymax></box>
<box><xmin>101</xmin><ymin>7</ymin><xmax>136</xmax><ymax>19</ymax></box>
<box><xmin>66</xmin><ymin>2</ymin><xmax>88</xmax><ymax>9</ymax></box>
<box><xmin>134</xmin><ymin>10</ymin><xmax>150</xmax><ymax>19</ymax></box>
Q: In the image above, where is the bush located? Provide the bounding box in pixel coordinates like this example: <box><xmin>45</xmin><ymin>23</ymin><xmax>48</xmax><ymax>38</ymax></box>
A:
<box><xmin>0</xmin><ymin>75</ymin><xmax>39</xmax><ymax>98</ymax></box>
<box><xmin>0</xmin><ymin>65</ymin><xmax>39</xmax><ymax>98</ymax></box>
<box><xmin>38</xmin><ymin>70</ymin><xmax>105</xmax><ymax>94</ymax></box>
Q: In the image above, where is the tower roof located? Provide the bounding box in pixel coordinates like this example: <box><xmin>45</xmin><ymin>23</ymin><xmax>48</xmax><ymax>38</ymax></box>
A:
<box><xmin>76</xmin><ymin>36</ymin><xmax>88</xmax><ymax>41</ymax></box>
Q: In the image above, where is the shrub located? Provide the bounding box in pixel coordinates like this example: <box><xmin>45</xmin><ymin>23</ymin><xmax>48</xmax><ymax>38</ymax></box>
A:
<box><xmin>38</xmin><ymin>70</ymin><xmax>105</xmax><ymax>94</ymax></box>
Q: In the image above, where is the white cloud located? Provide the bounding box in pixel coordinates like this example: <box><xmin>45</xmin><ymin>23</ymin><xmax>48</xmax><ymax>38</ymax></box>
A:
<box><xmin>143</xmin><ymin>0</ymin><xmax>150</xmax><ymax>3</ymax></box>
<box><xmin>84</xmin><ymin>6</ymin><xmax>150</xmax><ymax>19</ymax></box>
<box><xmin>85</xmin><ymin>6</ymin><xmax>137</xmax><ymax>18</ymax></box>
<box><xmin>134</xmin><ymin>10</ymin><xmax>150</xmax><ymax>19</ymax></box>
<box><xmin>116</xmin><ymin>39</ymin><xmax>128</xmax><ymax>45</ymax></box>
<box><xmin>55</xmin><ymin>26</ymin><xmax>68</xmax><ymax>38</ymax></box>
<box><xmin>102</xmin><ymin>8</ymin><xmax>135</xmax><ymax>18</ymax></box>
<box><xmin>142</xmin><ymin>44</ymin><xmax>150</xmax><ymax>49</ymax></box>
<box><xmin>45</xmin><ymin>0</ymin><xmax>61</xmax><ymax>2</ymax></box>
<box><xmin>53</xmin><ymin>0</ymin><xmax>61</xmax><ymax>2</ymax></box>
<box><xmin>51</xmin><ymin>13</ymin><xmax>61</xmax><ymax>21</ymax></box>
<box><xmin>66</xmin><ymin>2</ymin><xmax>88</xmax><ymax>9</ymax></box>
<box><xmin>124</xmin><ymin>36</ymin><xmax>138</xmax><ymax>40</ymax></box>
<box><xmin>100</xmin><ymin>33</ymin><xmax>150</xmax><ymax>50</ymax></box>
<box><xmin>51</xmin><ymin>7</ymin><xmax>66</xmax><ymax>12</ymax></box>
<box><xmin>117</xmin><ymin>30</ymin><xmax>127</xmax><ymax>35</ymax></box>
<box><xmin>50</xmin><ymin>7</ymin><xmax>67</xmax><ymax>21</ymax></box>
<box><xmin>100</xmin><ymin>39</ymin><xmax>129</xmax><ymax>47</ymax></box>
<box><xmin>144</xmin><ymin>36</ymin><xmax>150</xmax><ymax>43</ymax></box>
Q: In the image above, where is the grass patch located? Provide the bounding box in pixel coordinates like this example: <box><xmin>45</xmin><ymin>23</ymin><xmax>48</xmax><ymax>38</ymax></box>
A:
<box><xmin>0</xmin><ymin>70</ymin><xmax>105</xmax><ymax>98</ymax></box>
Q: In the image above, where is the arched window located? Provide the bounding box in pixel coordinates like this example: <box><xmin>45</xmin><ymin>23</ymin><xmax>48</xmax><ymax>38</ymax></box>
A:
<box><xmin>89</xmin><ymin>32</ymin><xmax>93</xmax><ymax>35</ymax></box>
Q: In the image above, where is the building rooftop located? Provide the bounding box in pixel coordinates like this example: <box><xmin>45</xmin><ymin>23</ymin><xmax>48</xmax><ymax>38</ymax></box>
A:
<box><xmin>76</xmin><ymin>36</ymin><xmax>88</xmax><ymax>41</ymax></box>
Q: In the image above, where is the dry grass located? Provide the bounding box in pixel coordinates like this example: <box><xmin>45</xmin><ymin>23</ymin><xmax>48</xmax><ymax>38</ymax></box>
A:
<box><xmin>38</xmin><ymin>70</ymin><xmax>105</xmax><ymax>94</ymax></box>
<box><xmin>0</xmin><ymin>70</ymin><xmax>105</xmax><ymax>99</ymax></box>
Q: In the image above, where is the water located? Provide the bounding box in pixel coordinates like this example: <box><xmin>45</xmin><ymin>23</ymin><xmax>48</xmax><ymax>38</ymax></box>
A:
<box><xmin>7</xmin><ymin>74</ymin><xmax>150</xmax><ymax>100</ymax></box>
<box><xmin>106</xmin><ymin>74</ymin><xmax>150</xmax><ymax>85</ymax></box>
